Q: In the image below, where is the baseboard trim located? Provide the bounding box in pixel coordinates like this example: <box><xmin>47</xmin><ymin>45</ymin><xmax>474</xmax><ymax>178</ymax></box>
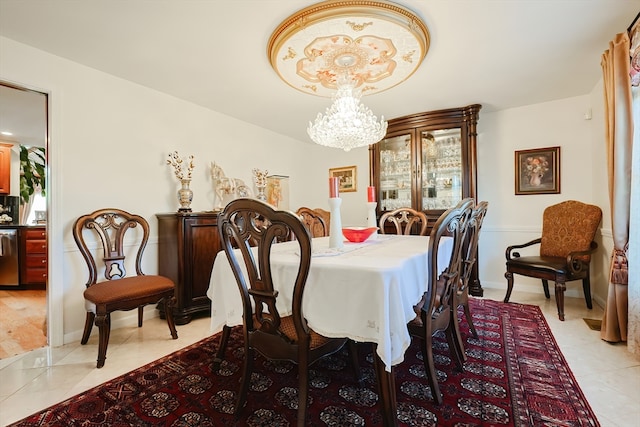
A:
<box><xmin>481</xmin><ymin>280</ymin><xmax>605</xmax><ymax>310</ymax></box>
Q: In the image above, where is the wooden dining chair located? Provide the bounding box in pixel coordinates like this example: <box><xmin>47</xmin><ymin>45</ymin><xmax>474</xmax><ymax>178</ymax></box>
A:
<box><xmin>217</xmin><ymin>198</ymin><xmax>351</xmax><ymax>426</ymax></box>
<box><xmin>452</xmin><ymin>201</ymin><xmax>488</xmax><ymax>358</ymax></box>
<box><xmin>406</xmin><ymin>198</ymin><xmax>473</xmax><ymax>404</ymax></box>
<box><xmin>72</xmin><ymin>208</ymin><xmax>178</xmax><ymax>368</ymax></box>
<box><xmin>295</xmin><ymin>206</ymin><xmax>329</xmax><ymax>237</ymax></box>
<box><xmin>379</xmin><ymin>207</ymin><xmax>429</xmax><ymax>235</ymax></box>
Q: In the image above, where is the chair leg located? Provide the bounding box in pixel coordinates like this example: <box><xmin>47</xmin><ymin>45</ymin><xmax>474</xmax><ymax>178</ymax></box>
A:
<box><xmin>422</xmin><ymin>334</ymin><xmax>442</xmax><ymax>405</ymax></box>
<box><xmin>137</xmin><ymin>306</ymin><xmax>144</xmax><ymax>327</ymax></box>
<box><xmin>450</xmin><ymin>306</ymin><xmax>467</xmax><ymax>363</ymax></box>
<box><xmin>213</xmin><ymin>325</ymin><xmax>232</xmax><ymax>371</ymax></box>
<box><xmin>445</xmin><ymin>324</ymin><xmax>464</xmax><ymax>371</ymax></box>
<box><xmin>554</xmin><ymin>281</ymin><xmax>566</xmax><ymax>321</ymax></box>
<box><xmin>542</xmin><ymin>279</ymin><xmax>551</xmax><ymax>299</ymax></box>
<box><xmin>583</xmin><ymin>276</ymin><xmax>593</xmax><ymax>309</ymax></box>
<box><xmin>297</xmin><ymin>353</ymin><xmax>310</xmax><ymax>427</ymax></box>
<box><xmin>95</xmin><ymin>312</ymin><xmax>111</xmax><ymax>369</ymax></box>
<box><xmin>164</xmin><ymin>296</ymin><xmax>178</xmax><ymax>339</ymax></box>
<box><xmin>235</xmin><ymin>344</ymin><xmax>253</xmax><ymax>414</ymax></box>
<box><xmin>504</xmin><ymin>271</ymin><xmax>514</xmax><ymax>302</ymax></box>
<box><xmin>347</xmin><ymin>339</ymin><xmax>364</xmax><ymax>386</ymax></box>
<box><xmin>463</xmin><ymin>302</ymin><xmax>478</xmax><ymax>339</ymax></box>
<box><xmin>81</xmin><ymin>312</ymin><xmax>95</xmax><ymax>344</ymax></box>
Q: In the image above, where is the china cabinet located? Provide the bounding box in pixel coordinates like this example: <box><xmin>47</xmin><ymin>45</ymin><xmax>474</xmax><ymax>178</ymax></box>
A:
<box><xmin>156</xmin><ymin>212</ymin><xmax>222</xmax><ymax>324</ymax></box>
<box><xmin>369</xmin><ymin>104</ymin><xmax>483</xmax><ymax>295</ymax></box>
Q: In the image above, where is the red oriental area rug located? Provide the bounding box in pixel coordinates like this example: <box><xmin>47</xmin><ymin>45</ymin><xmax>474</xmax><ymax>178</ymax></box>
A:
<box><xmin>9</xmin><ymin>299</ymin><xmax>599</xmax><ymax>426</ymax></box>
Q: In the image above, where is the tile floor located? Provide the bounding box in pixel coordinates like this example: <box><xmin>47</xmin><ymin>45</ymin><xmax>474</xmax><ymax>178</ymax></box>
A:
<box><xmin>0</xmin><ymin>288</ymin><xmax>638</xmax><ymax>426</ymax></box>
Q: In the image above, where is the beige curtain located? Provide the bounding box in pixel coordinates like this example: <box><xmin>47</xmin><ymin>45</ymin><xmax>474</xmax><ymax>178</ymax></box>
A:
<box><xmin>600</xmin><ymin>32</ymin><xmax>633</xmax><ymax>342</ymax></box>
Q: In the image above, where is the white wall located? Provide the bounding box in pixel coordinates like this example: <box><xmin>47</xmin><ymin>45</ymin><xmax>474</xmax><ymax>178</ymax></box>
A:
<box><xmin>1</xmin><ymin>35</ymin><xmax>614</xmax><ymax>347</ymax></box>
<box><xmin>476</xmin><ymin>94</ymin><xmax>611</xmax><ymax>308</ymax></box>
<box><xmin>0</xmin><ymin>36</ymin><xmax>377</xmax><ymax>345</ymax></box>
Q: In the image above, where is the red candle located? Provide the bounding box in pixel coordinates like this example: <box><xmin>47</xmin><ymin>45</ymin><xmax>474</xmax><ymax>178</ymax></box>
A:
<box><xmin>329</xmin><ymin>177</ymin><xmax>339</xmax><ymax>198</ymax></box>
<box><xmin>367</xmin><ymin>186</ymin><xmax>376</xmax><ymax>202</ymax></box>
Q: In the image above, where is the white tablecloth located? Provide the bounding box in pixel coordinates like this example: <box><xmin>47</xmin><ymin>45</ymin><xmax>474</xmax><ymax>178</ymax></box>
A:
<box><xmin>207</xmin><ymin>234</ymin><xmax>452</xmax><ymax>371</ymax></box>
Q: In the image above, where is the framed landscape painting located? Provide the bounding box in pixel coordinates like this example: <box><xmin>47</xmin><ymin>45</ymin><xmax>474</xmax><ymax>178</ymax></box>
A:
<box><xmin>329</xmin><ymin>165</ymin><xmax>357</xmax><ymax>192</ymax></box>
<box><xmin>515</xmin><ymin>146</ymin><xmax>560</xmax><ymax>195</ymax></box>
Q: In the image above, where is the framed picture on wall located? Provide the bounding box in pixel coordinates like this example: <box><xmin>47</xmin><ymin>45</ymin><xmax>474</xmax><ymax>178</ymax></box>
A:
<box><xmin>515</xmin><ymin>146</ymin><xmax>560</xmax><ymax>195</ymax></box>
<box><xmin>329</xmin><ymin>165</ymin><xmax>357</xmax><ymax>192</ymax></box>
<box><xmin>266</xmin><ymin>175</ymin><xmax>289</xmax><ymax>210</ymax></box>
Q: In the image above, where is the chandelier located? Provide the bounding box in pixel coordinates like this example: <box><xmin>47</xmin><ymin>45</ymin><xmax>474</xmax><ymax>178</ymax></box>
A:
<box><xmin>267</xmin><ymin>0</ymin><xmax>429</xmax><ymax>149</ymax></box>
<box><xmin>307</xmin><ymin>77</ymin><xmax>387</xmax><ymax>151</ymax></box>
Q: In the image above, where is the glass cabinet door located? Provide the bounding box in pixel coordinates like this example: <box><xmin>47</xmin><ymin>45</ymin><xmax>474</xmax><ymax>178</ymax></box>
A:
<box><xmin>378</xmin><ymin>133</ymin><xmax>413</xmax><ymax>212</ymax></box>
<box><xmin>420</xmin><ymin>128</ymin><xmax>463</xmax><ymax>210</ymax></box>
<box><xmin>369</xmin><ymin>104</ymin><xmax>482</xmax><ymax>294</ymax></box>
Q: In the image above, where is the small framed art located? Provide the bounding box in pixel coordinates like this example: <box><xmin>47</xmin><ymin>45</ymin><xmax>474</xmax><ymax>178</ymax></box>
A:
<box><xmin>266</xmin><ymin>175</ymin><xmax>289</xmax><ymax>210</ymax></box>
<box><xmin>515</xmin><ymin>146</ymin><xmax>560</xmax><ymax>195</ymax></box>
<box><xmin>329</xmin><ymin>165</ymin><xmax>357</xmax><ymax>192</ymax></box>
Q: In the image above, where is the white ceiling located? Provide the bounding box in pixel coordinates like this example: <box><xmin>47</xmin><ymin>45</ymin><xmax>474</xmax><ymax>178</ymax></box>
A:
<box><xmin>0</xmin><ymin>0</ymin><xmax>638</xmax><ymax>145</ymax></box>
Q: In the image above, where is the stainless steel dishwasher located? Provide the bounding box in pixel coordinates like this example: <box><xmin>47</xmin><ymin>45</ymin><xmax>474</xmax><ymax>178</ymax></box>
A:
<box><xmin>0</xmin><ymin>228</ymin><xmax>20</xmax><ymax>286</ymax></box>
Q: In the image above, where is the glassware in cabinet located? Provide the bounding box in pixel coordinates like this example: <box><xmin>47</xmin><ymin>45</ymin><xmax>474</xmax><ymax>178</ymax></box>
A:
<box><xmin>421</xmin><ymin>128</ymin><xmax>463</xmax><ymax>211</ymax></box>
<box><xmin>378</xmin><ymin>133</ymin><xmax>413</xmax><ymax>212</ymax></box>
<box><xmin>369</xmin><ymin>104</ymin><xmax>482</xmax><ymax>294</ymax></box>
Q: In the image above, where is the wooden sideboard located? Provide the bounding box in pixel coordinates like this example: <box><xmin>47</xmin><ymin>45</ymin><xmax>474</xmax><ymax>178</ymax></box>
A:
<box><xmin>156</xmin><ymin>211</ymin><xmax>222</xmax><ymax>324</ymax></box>
<box><xmin>20</xmin><ymin>226</ymin><xmax>47</xmax><ymax>287</ymax></box>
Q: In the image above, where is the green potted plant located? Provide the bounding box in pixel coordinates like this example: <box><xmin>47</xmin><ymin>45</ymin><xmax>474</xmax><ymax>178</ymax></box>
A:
<box><xmin>19</xmin><ymin>145</ymin><xmax>46</xmax><ymax>204</ymax></box>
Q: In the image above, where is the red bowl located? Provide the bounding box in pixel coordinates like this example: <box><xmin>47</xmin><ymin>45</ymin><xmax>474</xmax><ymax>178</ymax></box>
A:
<box><xmin>342</xmin><ymin>227</ymin><xmax>378</xmax><ymax>243</ymax></box>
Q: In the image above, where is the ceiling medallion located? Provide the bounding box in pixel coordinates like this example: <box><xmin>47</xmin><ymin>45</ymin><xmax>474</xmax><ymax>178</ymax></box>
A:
<box><xmin>269</xmin><ymin>1</ymin><xmax>429</xmax><ymax>151</ymax></box>
<box><xmin>267</xmin><ymin>0</ymin><xmax>430</xmax><ymax>97</ymax></box>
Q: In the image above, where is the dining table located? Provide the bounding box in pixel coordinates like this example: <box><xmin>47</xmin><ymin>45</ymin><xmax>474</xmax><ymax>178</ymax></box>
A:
<box><xmin>207</xmin><ymin>233</ymin><xmax>452</xmax><ymax>427</ymax></box>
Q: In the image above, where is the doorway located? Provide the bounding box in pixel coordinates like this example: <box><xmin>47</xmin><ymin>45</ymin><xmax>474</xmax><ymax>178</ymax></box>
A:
<box><xmin>0</xmin><ymin>82</ymin><xmax>48</xmax><ymax>358</ymax></box>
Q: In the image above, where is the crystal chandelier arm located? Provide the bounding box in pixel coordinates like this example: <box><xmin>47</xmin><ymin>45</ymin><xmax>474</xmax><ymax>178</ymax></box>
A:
<box><xmin>307</xmin><ymin>83</ymin><xmax>387</xmax><ymax>151</ymax></box>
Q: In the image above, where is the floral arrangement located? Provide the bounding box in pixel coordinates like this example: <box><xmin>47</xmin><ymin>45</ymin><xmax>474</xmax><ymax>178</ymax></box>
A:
<box><xmin>167</xmin><ymin>151</ymin><xmax>195</xmax><ymax>180</ymax></box>
<box><xmin>252</xmin><ymin>168</ymin><xmax>269</xmax><ymax>187</ymax></box>
<box><xmin>524</xmin><ymin>155</ymin><xmax>549</xmax><ymax>178</ymax></box>
<box><xmin>252</xmin><ymin>168</ymin><xmax>269</xmax><ymax>201</ymax></box>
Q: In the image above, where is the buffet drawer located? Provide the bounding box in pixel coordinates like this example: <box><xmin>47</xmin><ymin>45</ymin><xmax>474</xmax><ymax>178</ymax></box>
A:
<box><xmin>25</xmin><ymin>239</ymin><xmax>47</xmax><ymax>254</ymax></box>
<box><xmin>23</xmin><ymin>228</ymin><xmax>46</xmax><ymax>240</ymax></box>
<box><xmin>19</xmin><ymin>226</ymin><xmax>47</xmax><ymax>287</ymax></box>
<box><xmin>24</xmin><ymin>254</ymin><xmax>47</xmax><ymax>268</ymax></box>
<box><xmin>23</xmin><ymin>268</ymin><xmax>47</xmax><ymax>284</ymax></box>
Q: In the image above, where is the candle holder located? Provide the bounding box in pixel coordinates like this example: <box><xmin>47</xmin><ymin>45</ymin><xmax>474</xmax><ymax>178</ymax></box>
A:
<box><xmin>367</xmin><ymin>201</ymin><xmax>378</xmax><ymax>239</ymax></box>
<box><xmin>328</xmin><ymin>197</ymin><xmax>344</xmax><ymax>249</ymax></box>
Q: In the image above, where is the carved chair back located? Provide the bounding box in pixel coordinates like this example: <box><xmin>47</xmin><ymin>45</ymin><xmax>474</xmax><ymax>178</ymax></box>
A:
<box><xmin>379</xmin><ymin>207</ymin><xmax>429</xmax><ymax>236</ymax></box>
<box><xmin>296</xmin><ymin>207</ymin><xmax>329</xmax><ymax>237</ymax></box>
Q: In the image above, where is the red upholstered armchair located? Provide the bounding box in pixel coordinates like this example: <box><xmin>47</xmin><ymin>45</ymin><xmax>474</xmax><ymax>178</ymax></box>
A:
<box><xmin>504</xmin><ymin>200</ymin><xmax>602</xmax><ymax>320</ymax></box>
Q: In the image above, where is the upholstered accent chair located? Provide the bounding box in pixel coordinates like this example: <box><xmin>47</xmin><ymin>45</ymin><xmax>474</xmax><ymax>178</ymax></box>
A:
<box><xmin>379</xmin><ymin>207</ymin><xmax>429</xmax><ymax>236</ymax></box>
<box><xmin>504</xmin><ymin>200</ymin><xmax>602</xmax><ymax>321</ymax></box>
<box><xmin>73</xmin><ymin>209</ymin><xmax>178</xmax><ymax>368</ymax></box>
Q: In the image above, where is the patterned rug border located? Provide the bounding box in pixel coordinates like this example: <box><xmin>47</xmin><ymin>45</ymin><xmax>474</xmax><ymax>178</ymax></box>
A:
<box><xmin>8</xmin><ymin>298</ymin><xmax>600</xmax><ymax>427</ymax></box>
